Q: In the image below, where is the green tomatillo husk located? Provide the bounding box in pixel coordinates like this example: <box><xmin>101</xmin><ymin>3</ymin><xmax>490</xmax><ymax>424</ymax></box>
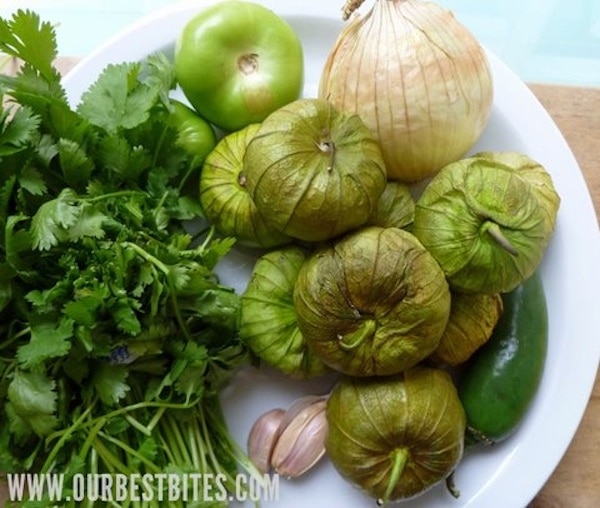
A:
<box><xmin>293</xmin><ymin>226</ymin><xmax>450</xmax><ymax>376</ymax></box>
<box><xmin>199</xmin><ymin>123</ymin><xmax>292</xmax><ymax>248</ymax></box>
<box><xmin>412</xmin><ymin>151</ymin><xmax>560</xmax><ymax>294</ymax></box>
<box><xmin>367</xmin><ymin>180</ymin><xmax>415</xmax><ymax>230</ymax></box>
<box><xmin>326</xmin><ymin>365</ymin><xmax>466</xmax><ymax>503</ymax></box>
<box><xmin>240</xmin><ymin>246</ymin><xmax>329</xmax><ymax>379</ymax></box>
<box><xmin>243</xmin><ymin>98</ymin><xmax>387</xmax><ymax>243</ymax></box>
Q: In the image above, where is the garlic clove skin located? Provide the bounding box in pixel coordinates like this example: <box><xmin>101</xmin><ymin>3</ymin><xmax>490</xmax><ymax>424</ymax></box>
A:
<box><xmin>271</xmin><ymin>397</ymin><xmax>328</xmax><ymax>478</ymax></box>
<box><xmin>276</xmin><ymin>394</ymin><xmax>326</xmax><ymax>432</ymax></box>
<box><xmin>247</xmin><ymin>408</ymin><xmax>286</xmax><ymax>474</ymax></box>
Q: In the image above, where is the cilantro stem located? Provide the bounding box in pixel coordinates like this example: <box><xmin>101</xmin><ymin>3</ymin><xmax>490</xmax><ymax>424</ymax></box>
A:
<box><xmin>198</xmin><ymin>405</ymin><xmax>223</xmax><ymax>475</ymax></box>
<box><xmin>177</xmin><ymin>159</ymin><xmax>199</xmax><ymax>194</ymax></box>
<box><xmin>78</xmin><ymin>417</ymin><xmax>107</xmax><ymax>464</ymax></box>
<box><xmin>124</xmin><ymin>414</ymin><xmax>152</xmax><ymax>437</ymax></box>
<box><xmin>97</xmin><ymin>430</ymin><xmax>161</xmax><ymax>473</ymax></box>
<box><xmin>122</xmin><ymin>241</ymin><xmax>168</xmax><ymax>283</ymax></box>
<box><xmin>90</xmin><ymin>447</ymin><xmax>98</xmax><ymax>475</ymax></box>
<box><xmin>0</xmin><ymin>325</ymin><xmax>31</xmax><ymax>350</ymax></box>
<box><xmin>151</xmin><ymin>123</ymin><xmax>169</xmax><ymax>170</ymax></box>
<box><xmin>186</xmin><ymin>418</ymin><xmax>202</xmax><ymax>470</ymax></box>
<box><xmin>45</xmin><ymin>398</ymin><xmax>200</xmax><ymax>442</ymax></box>
<box><xmin>122</xmin><ymin>241</ymin><xmax>192</xmax><ymax>342</ymax></box>
<box><xmin>198</xmin><ymin>225</ymin><xmax>216</xmax><ymax>252</ymax></box>
<box><xmin>153</xmin><ymin>191</ymin><xmax>170</xmax><ymax>222</ymax></box>
<box><xmin>145</xmin><ymin>404</ymin><xmax>167</xmax><ymax>433</ymax></box>
<box><xmin>86</xmin><ymin>190</ymin><xmax>145</xmax><ymax>203</ymax></box>
<box><xmin>92</xmin><ymin>437</ymin><xmax>130</xmax><ymax>474</ymax></box>
<box><xmin>162</xmin><ymin>412</ymin><xmax>192</xmax><ymax>465</ymax></box>
<box><xmin>42</xmin><ymin>400</ymin><xmax>97</xmax><ymax>472</ymax></box>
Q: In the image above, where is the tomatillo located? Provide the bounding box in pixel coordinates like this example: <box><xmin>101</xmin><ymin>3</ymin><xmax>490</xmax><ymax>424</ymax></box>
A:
<box><xmin>174</xmin><ymin>1</ymin><xmax>304</xmax><ymax>132</ymax></box>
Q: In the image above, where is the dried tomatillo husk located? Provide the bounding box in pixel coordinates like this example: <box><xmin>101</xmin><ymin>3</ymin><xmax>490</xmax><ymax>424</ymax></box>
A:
<box><xmin>412</xmin><ymin>152</ymin><xmax>560</xmax><ymax>294</ymax></box>
<box><xmin>326</xmin><ymin>365</ymin><xmax>466</xmax><ymax>503</ymax></box>
<box><xmin>429</xmin><ymin>291</ymin><xmax>504</xmax><ymax>366</ymax></box>
<box><xmin>293</xmin><ymin>226</ymin><xmax>450</xmax><ymax>377</ymax></box>
<box><xmin>244</xmin><ymin>98</ymin><xmax>386</xmax><ymax>243</ymax></box>
<box><xmin>240</xmin><ymin>246</ymin><xmax>329</xmax><ymax>379</ymax></box>
<box><xmin>199</xmin><ymin>123</ymin><xmax>292</xmax><ymax>248</ymax></box>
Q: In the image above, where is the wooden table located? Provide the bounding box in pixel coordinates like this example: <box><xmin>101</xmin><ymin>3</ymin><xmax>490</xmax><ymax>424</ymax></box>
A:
<box><xmin>3</xmin><ymin>58</ymin><xmax>600</xmax><ymax>506</ymax></box>
<box><xmin>527</xmin><ymin>84</ymin><xmax>600</xmax><ymax>507</ymax></box>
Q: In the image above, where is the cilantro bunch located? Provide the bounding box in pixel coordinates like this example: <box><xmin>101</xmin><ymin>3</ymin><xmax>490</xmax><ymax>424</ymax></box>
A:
<box><xmin>0</xmin><ymin>11</ymin><xmax>256</xmax><ymax>506</ymax></box>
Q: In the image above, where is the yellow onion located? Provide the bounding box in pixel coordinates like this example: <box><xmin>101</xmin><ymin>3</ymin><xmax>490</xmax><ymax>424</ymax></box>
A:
<box><xmin>319</xmin><ymin>0</ymin><xmax>493</xmax><ymax>182</ymax></box>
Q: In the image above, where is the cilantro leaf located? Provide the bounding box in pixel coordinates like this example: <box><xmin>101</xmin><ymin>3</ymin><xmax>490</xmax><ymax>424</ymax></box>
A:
<box><xmin>65</xmin><ymin>203</ymin><xmax>107</xmax><ymax>243</ymax></box>
<box><xmin>26</xmin><ymin>281</ymin><xmax>70</xmax><ymax>313</ymax></box>
<box><xmin>91</xmin><ymin>363</ymin><xmax>130</xmax><ymax>406</ymax></box>
<box><xmin>17</xmin><ymin>164</ymin><xmax>47</xmax><ymax>196</ymax></box>
<box><xmin>0</xmin><ymin>176</ymin><xmax>16</xmax><ymax>221</ymax></box>
<box><xmin>0</xmin><ymin>9</ymin><xmax>59</xmax><ymax>83</ymax></box>
<box><xmin>7</xmin><ymin>369</ymin><xmax>58</xmax><ymax>437</ymax></box>
<box><xmin>77</xmin><ymin>63</ymin><xmax>159</xmax><ymax>134</ymax></box>
<box><xmin>134</xmin><ymin>437</ymin><xmax>159</xmax><ymax>467</ymax></box>
<box><xmin>201</xmin><ymin>236</ymin><xmax>237</xmax><ymax>270</ymax></box>
<box><xmin>172</xmin><ymin>195</ymin><xmax>205</xmax><ymax>221</ymax></box>
<box><xmin>4</xmin><ymin>214</ymin><xmax>33</xmax><ymax>271</ymax></box>
<box><xmin>97</xmin><ymin>134</ymin><xmax>151</xmax><ymax>182</ymax></box>
<box><xmin>64</xmin><ymin>295</ymin><xmax>101</xmax><ymax>327</ymax></box>
<box><xmin>29</xmin><ymin>188</ymin><xmax>80</xmax><ymax>250</ymax></box>
<box><xmin>141</xmin><ymin>52</ymin><xmax>176</xmax><ymax>108</ymax></box>
<box><xmin>183</xmin><ymin>289</ymin><xmax>241</xmax><ymax>331</ymax></box>
<box><xmin>0</xmin><ymin>9</ymin><xmax>249</xmax><ymax>479</ymax></box>
<box><xmin>17</xmin><ymin>317</ymin><xmax>73</xmax><ymax>368</ymax></box>
<box><xmin>5</xmin><ymin>403</ymin><xmax>32</xmax><ymax>444</ymax></box>
<box><xmin>175</xmin><ymin>366</ymin><xmax>207</xmax><ymax>402</ymax></box>
<box><xmin>58</xmin><ymin>138</ymin><xmax>94</xmax><ymax>188</ymax></box>
<box><xmin>0</xmin><ymin>105</ymin><xmax>40</xmax><ymax>156</ymax></box>
<box><xmin>112</xmin><ymin>298</ymin><xmax>142</xmax><ymax>336</ymax></box>
<box><xmin>35</xmin><ymin>130</ymin><xmax>56</xmax><ymax>156</ymax></box>
<box><xmin>0</xmin><ymin>267</ymin><xmax>12</xmax><ymax>311</ymax></box>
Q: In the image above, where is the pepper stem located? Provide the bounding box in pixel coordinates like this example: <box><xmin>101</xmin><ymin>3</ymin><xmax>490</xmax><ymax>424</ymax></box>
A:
<box><xmin>465</xmin><ymin>424</ymin><xmax>495</xmax><ymax>447</ymax></box>
<box><xmin>337</xmin><ymin>319</ymin><xmax>376</xmax><ymax>351</ymax></box>
<box><xmin>445</xmin><ymin>471</ymin><xmax>461</xmax><ymax>499</ymax></box>
<box><xmin>377</xmin><ymin>448</ymin><xmax>409</xmax><ymax>506</ymax></box>
<box><xmin>485</xmin><ymin>222</ymin><xmax>519</xmax><ymax>256</ymax></box>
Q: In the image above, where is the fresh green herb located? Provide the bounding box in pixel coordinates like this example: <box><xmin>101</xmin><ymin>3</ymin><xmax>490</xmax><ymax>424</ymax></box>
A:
<box><xmin>0</xmin><ymin>10</ymin><xmax>256</xmax><ymax>506</ymax></box>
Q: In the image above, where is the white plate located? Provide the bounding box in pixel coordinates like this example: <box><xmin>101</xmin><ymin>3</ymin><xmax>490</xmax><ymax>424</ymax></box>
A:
<box><xmin>62</xmin><ymin>1</ymin><xmax>600</xmax><ymax>507</ymax></box>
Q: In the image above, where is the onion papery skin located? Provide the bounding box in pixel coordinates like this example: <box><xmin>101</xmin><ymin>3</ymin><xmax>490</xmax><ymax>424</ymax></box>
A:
<box><xmin>319</xmin><ymin>0</ymin><xmax>494</xmax><ymax>183</ymax></box>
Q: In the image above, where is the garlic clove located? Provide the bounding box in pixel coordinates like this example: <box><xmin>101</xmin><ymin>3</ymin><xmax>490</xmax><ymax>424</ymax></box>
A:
<box><xmin>247</xmin><ymin>408</ymin><xmax>286</xmax><ymax>474</ymax></box>
<box><xmin>271</xmin><ymin>397</ymin><xmax>328</xmax><ymax>478</ymax></box>
<box><xmin>276</xmin><ymin>394</ymin><xmax>326</xmax><ymax>431</ymax></box>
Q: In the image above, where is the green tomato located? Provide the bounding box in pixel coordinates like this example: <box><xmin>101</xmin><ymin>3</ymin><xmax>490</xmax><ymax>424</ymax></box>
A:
<box><xmin>174</xmin><ymin>1</ymin><xmax>304</xmax><ymax>132</ymax></box>
<box><xmin>170</xmin><ymin>99</ymin><xmax>217</xmax><ymax>163</ymax></box>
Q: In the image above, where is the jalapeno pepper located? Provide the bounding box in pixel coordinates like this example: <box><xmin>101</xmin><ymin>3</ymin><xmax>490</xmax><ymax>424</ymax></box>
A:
<box><xmin>458</xmin><ymin>269</ymin><xmax>548</xmax><ymax>444</ymax></box>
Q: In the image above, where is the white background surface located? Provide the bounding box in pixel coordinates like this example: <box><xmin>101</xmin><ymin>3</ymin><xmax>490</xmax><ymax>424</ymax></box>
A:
<box><xmin>2</xmin><ymin>0</ymin><xmax>600</xmax><ymax>86</ymax></box>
